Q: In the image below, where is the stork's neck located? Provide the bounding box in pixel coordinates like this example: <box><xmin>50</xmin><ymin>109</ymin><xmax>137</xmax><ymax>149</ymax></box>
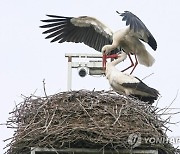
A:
<box><xmin>105</xmin><ymin>52</ymin><xmax>127</xmax><ymax>77</ymax></box>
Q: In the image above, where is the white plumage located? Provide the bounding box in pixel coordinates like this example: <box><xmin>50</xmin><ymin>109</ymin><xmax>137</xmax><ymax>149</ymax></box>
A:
<box><xmin>104</xmin><ymin>52</ymin><xmax>159</xmax><ymax>104</ymax></box>
<box><xmin>40</xmin><ymin>11</ymin><xmax>157</xmax><ymax>74</ymax></box>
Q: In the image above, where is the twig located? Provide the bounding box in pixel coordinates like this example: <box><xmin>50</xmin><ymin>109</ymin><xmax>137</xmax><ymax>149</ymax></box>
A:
<box><xmin>113</xmin><ymin>104</ymin><xmax>125</xmax><ymax>125</ymax></box>
<box><xmin>76</xmin><ymin>98</ymin><xmax>104</xmax><ymax>134</ymax></box>
<box><xmin>162</xmin><ymin>90</ymin><xmax>179</xmax><ymax>115</ymax></box>
<box><xmin>43</xmin><ymin>79</ymin><xmax>48</xmax><ymax>98</ymax></box>
<box><xmin>142</xmin><ymin>73</ymin><xmax>154</xmax><ymax>80</ymax></box>
<box><xmin>43</xmin><ymin>106</ymin><xmax>57</xmax><ymax>133</ymax></box>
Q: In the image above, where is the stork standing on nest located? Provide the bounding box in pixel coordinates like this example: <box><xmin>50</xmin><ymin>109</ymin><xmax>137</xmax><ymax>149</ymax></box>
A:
<box><xmin>40</xmin><ymin>11</ymin><xmax>157</xmax><ymax>74</ymax></box>
<box><xmin>103</xmin><ymin>52</ymin><xmax>159</xmax><ymax>104</ymax></box>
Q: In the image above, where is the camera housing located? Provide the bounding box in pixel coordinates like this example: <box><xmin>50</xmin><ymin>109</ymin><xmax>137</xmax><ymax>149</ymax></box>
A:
<box><xmin>78</xmin><ymin>67</ymin><xmax>89</xmax><ymax>77</ymax></box>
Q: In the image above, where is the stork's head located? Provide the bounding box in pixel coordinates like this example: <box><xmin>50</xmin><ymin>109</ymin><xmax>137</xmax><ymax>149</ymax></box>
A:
<box><xmin>102</xmin><ymin>45</ymin><xmax>112</xmax><ymax>55</ymax></box>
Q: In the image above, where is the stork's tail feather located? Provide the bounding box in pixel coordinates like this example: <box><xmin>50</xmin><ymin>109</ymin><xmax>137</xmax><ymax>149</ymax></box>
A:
<box><xmin>137</xmin><ymin>50</ymin><xmax>155</xmax><ymax>67</ymax></box>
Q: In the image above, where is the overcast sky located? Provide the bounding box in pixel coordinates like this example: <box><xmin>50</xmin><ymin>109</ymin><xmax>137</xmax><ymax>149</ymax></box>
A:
<box><xmin>1</xmin><ymin>0</ymin><xmax>180</xmax><ymax>153</ymax></box>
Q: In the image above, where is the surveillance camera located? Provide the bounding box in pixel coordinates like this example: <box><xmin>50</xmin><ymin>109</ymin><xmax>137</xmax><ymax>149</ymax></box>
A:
<box><xmin>78</xmin><ymin>67</ymin><xmax>88</xmax><ymax>77</ymax></box>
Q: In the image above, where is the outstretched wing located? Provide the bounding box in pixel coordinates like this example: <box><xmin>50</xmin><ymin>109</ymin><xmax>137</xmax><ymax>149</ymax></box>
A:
<box><xmin>117</xmin><ymin>11</ymin><xmax>157</xmax><ymax>50</ymax></box>
<box><xmin>40</xmin><ymin>15</ymin><xmax>120</xmax><ymax>54</ymax></box>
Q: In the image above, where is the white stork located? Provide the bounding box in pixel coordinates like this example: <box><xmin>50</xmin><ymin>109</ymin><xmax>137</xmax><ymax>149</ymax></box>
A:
<box><xmin>104</xmin><ymin>52</ymin><xmax>159</xmax><ymax>104</ymax></box>
<box><xmin>40</xmin><ymin>11</ymin><xmax>157</xmax><ymax>74</ymax></box>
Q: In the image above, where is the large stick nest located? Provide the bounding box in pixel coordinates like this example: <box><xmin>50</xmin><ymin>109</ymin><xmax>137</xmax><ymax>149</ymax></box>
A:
<box><xmin>4</xmin><ymin>90</ymin><xmax>179</xmax><ymax>154</ymax></box>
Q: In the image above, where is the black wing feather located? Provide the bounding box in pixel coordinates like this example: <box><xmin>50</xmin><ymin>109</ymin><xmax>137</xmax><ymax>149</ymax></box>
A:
<box><xmin>118</xmin><ymin>11</ymin><xmax>157</xmax><ymax>50</ymax></box>
<box><xmin>121</xmin><ymin>76</ymin><xmax>159</xmax><ymax>104</ymax></box>
<box><xmin>40</xmin><ymin>15</ymin><xmax>120</xmax><ymax>54</ymax></box>
<box><xmin>40</xmin><ymin>22</ymin><xmax>64</xmax><ymax>28</ymax></box>
<box><xmin>42</xmin><ymin>25</ymin><xmax>66</xmax><ymax>34</ymax></box>
<box><xmin>122</xmin><ymin>77</ymin><xmax>159</xmax><ymax>97</ymax></box>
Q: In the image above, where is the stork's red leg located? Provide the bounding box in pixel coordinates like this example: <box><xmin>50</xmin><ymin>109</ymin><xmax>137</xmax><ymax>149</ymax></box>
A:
<box><xmin>121</xmin><ymin>53</ymin><xmax>134</xmax><ymax>72</ymax></box>
<box><xmin>130</xmin><ymin>54</ymin><xmax>138</xmax><ymax>74</ymax></box>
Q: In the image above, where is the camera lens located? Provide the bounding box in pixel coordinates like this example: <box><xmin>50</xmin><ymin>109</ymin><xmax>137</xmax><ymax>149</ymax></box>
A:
<box><xmin>79</xmin><ymin>68</ymin><xmax>87</xmax><ymax>77</ymax></box>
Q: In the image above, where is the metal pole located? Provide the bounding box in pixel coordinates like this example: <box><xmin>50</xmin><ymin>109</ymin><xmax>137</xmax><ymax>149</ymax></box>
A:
<box><xmin>67</xmin><ymin>56</ymin><xmax>72</xmax><ymax>91</ymax></box>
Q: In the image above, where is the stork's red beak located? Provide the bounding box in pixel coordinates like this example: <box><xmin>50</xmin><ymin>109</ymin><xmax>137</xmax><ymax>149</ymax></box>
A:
<box><xmin>106</xmin><ymin>54</ymin><xmax>119</xmax><ymax>59</ymax></box>
<box><xmin>103</xmin><ymin>54</ymin><xmax>107</xmax><ymax>71</ymax></box>
<box><xmin>102</xmin><ymin>54</ymin><xmax>119</xmax><ymax>71</ymax></box>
